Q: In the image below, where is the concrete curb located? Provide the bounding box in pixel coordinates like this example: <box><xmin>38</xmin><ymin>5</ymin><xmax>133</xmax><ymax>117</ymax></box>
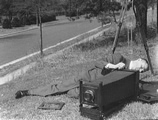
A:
<box><xmin>0</xmin><ymin>62</ymin><xmax>36</xmax><ymax>85</ymax></box>
<box><xmin>0</xmin><ymin>23</ymin><xmax>111</xmax><ymax>85</ymax></box>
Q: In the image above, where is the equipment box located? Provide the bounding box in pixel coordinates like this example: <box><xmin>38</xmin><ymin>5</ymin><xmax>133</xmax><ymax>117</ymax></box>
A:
<box><xmin>79</xmin><ymin>70</ymin><xmax>139</xmax><ymax>120</ymax></box>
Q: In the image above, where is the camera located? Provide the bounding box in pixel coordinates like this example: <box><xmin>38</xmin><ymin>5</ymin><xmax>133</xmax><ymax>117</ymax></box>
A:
<box><xmin>79</xmin><ymin>70</ymin><xmax>139</xmax><ymax>120</ymax></box>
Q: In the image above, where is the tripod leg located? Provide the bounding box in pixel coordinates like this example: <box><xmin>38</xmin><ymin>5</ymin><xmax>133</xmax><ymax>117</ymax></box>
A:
<box><xmin>112</xmin><ymin>5</ymin><xmax>127</xmax><ymax>54</ymax></box>
<box><xmin>136</xmin><ymin>5</ymin><xmax>154</xmax><ymax>75</ymax></box>
<box><xmin>140</xmin><ymin>30</ymin><xmax>154</xmax><ymax>75</ymax></box>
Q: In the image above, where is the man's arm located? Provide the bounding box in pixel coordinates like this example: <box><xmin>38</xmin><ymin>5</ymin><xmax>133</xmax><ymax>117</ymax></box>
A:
<box><xmin>103</xmin><ymin>53</ymin><xmax>126</xmax><ymax>69</ymax></box>
<box><xmin>105</xmin><ymin>62</ymin><xmax>125</xmax><ymax>69</ymax></box>
<box><xmin>95</xmin><ymin>53</ymin><xmax>127</xmax><ymax>69</ymax></box>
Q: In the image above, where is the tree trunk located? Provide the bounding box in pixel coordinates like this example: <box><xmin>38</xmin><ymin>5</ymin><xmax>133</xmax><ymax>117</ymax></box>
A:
<box><xmin>69</xmin><ymin>0</ymin><xmax>71</xmax><ymax>18</ymax></box>
<box><xmin>134</xmin><ymin>0</ymin><xmax>148</xmax><ymax>38</ymax></box>
<box><xmin>36</xmin><ymin>6</ymin><xmax>39</xmax><ymax>26</ymax></box>
<box><xmin>134</xmin><ymin>0</ymin><xmax>154</xmax><ymax>75</ymax></box>
<box><xmin>157</xmin><ymin>0</ymin><xmax>158</xmax><ymax>33</ymax></box>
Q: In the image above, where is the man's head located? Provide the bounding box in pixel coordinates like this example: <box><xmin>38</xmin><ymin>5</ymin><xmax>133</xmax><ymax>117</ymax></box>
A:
<box><xmin>130</xmin><ymin>58</ymin><xmax>149</xmax><ymax>73</ymax></box>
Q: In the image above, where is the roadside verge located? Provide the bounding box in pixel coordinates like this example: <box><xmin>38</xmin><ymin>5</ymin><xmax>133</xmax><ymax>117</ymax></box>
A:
<box><xmin>0</xmin><ymin>23</ymin><xmax>112</xmax><ymax>85</ymax></box>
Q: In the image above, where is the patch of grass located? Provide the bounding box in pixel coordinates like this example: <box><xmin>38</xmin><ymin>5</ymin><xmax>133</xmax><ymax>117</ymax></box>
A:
<box><xmin>73</xmin><ymin>36</ymin><xmax>114</xmax><ymax>51</ymax></box>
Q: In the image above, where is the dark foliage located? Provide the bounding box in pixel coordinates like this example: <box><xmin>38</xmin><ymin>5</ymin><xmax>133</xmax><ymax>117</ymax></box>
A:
<box><xmin>2</xmin><ymin>19</ymin><xmax>12</xmax><ymax>29</ymax></box>
<box><xmin>11</xmin><ymin>17</ymin><xmax>22</xmax><ymax>27</ymax></box>
<box><xmin>27</xmin><ymin>15</ymin><xmax>36</xmax><ymax>25</ymax></box>
<box><xmin>41</xmin><ymin>13</ymin><xmax>56</xmax><ymax>23</ymax></box>
<box><xmin>65</xmin><ymin>11</ymin><xmax>77</xmax><ymax>17</ymax></box>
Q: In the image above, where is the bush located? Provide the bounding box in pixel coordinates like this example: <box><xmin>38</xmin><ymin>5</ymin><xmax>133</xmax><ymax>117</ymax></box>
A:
<box><xmin>24</xmin><ymin>18</ymin><xmax>32</xmax><ymax>25</ymax></box>
<box><xmin>66</xmin><ymin>11</ymin><xmax>77</xmax><ymax>17</ymax></box>
<box><xmin>28</xmin><ymin>15</ymin><xmax>36</xmax><ymax>25</ymax></box>
<box><xmin>21</xmin><ymin>15</ymin><xmax>36</xmax><ymax>25</ymax></box>
<box><xmin>97</xmin><ymin>12</ymin><xmax>111</xmax><ymax>26</ymax></box>
<box><xmin>20</xmin><ymin>14</ymin><xmax>56</xmax><ymax>25</ymax></box>
<box><xmin>41</xmin><ymin>13</ymin><xmax>56</xmax><ymax>23</ymax></box>
<box><xmin>11</xmin><ymin>17</ymin><xmax>22</xmax><ymax>27</ymax></box>
<box><xmin>19</xmin><ymin>16</ymin><xmax>27</xmax><ymax>26</ymax></box>
<box><xmin>2</xmin><ymin>19</ymin><xmax>12</xmax><ymax>29</ymax></box>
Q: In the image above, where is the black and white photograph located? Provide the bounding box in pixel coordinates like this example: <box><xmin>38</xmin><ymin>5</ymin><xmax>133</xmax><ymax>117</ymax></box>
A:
<box><xmin>0</xmin><ymin>0</ymin><xmax>158</xmax><ymax>120</ymax></box>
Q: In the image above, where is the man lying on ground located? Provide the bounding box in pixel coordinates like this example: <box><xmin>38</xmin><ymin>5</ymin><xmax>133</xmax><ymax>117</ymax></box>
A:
<box><xmin>15</xmin><ymin>53</ymin><xmax>149</xmax><ymax>99</ymax></box>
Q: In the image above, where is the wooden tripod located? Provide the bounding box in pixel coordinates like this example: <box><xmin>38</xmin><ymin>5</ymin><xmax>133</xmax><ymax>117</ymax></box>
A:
<box><xmin>111</xmin><ymin>2</ymin><xmax>154</xmax><ymax>75</ymax></box>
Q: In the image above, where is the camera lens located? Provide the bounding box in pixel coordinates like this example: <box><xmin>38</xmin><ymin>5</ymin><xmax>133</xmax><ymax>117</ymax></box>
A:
<box><xmin>84</xmin><ymin>90</ymin><xmax>94</xmax><ymax>102</ymax></box>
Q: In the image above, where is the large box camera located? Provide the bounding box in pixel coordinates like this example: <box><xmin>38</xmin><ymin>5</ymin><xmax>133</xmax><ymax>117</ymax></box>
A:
<box><xmin>79</xmin><ymin>70</ymin><xmax>139</xmax><ymax>120</ymax></box>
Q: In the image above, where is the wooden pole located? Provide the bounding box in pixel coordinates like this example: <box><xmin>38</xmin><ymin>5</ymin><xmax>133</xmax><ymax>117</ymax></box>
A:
<box><xmin>135</xmin><ymin>1</ymin><xmax>154</xmax><ymax>75</ymax></box>
<box><xmin>38</xmin><ymin>0</ymin><xmax>43</xmax><ymax>56</ymax></box>
<box><xmin>112</xmin><ymin>4</ymin><xmax>127</xmax><ymax>53</ymax></box>
<box><xmin>36</xmin><ymin>5</ymin><xmax>39</xmax><ymax>26</ymax></box>
<box><xmin>157</xmin><ymin>0</ymin><xmax>158</xmax><ymax>33</ymax></box>
<box><xmin>69</xmin><ymin>0</ymin><xmax>72</xmax><ymax>19</ymax></box>
<box><xmin>112</xmin><ymin>0</ymin><xmax>154</xmax><ymax>75</ymax></box>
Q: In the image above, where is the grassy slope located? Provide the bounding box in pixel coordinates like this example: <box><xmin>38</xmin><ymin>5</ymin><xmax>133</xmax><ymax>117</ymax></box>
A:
<box><xmin>0</xmin><ymin>10</ymin><xmax>158</xmax><ymax>120</ymax></box>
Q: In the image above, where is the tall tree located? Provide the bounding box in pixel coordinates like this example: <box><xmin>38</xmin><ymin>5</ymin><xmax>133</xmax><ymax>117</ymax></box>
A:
<box><xmin>133</xmin><ymin>0</ymin><xmax>148</xmax><ymax>37</ymax></box>
<box><xmin>157</xmin><ymin>0</ymin><xmax>158</xmax><ymax>33</ymax></box>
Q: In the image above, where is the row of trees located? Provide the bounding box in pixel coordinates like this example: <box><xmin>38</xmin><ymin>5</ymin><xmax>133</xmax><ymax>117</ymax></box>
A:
<box><xmin>0</xmin><ymin>0</ymin><xmax>124</xmax><ymax>28</ymax></box>
<box><xmin>0</xmin><ymin>0</ymin><xmax>157</xmax><ymax>29</ymax></box>
<box><xmin>0</xmin><ymin>0</ymin><xmax>58</xmax><ymax>28</ymax></box>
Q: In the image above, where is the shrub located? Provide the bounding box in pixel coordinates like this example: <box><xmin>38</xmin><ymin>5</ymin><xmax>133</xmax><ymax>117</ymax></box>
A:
<box><xmin>28</xmin><ymin>15</ymin><xmax>36</xmax><ymax>25</ymax></box>
<box><xmin>19</xmin><ymin>13</ymin><xmax>56</xmax><ymax>25</ymax></box>
<box><xmin>2</xmin><ymin>19</ymin><xmax>12</xmax><ymax>29</ymax></box>
<box><xmin>41</xmin><ymin>13</ymin><xmax>56</xmax><ymax>23</ymax></box>
<box><xmin>19</xmin><ymin>16</ymin><xmax>27</xmax><ymax>26</ymax></box>
<box><xmin>21</xmin><ymin>15</ymin><xmax>36</xmax><ymax>25</ymax></box>
<box><xmin>66</xmin><ymin>11</ymin><xmax>77</xmax><ymax>17</ymax></box>
<box><xmin>25</xmin><ymin>18</ymin><xmax>32</xmax><ymax>25</ymax></box>
<box><xmin>97</xmin><ymin>12</ymin><xmax>111</xmax><ymax>26</ymax></box>
<box><xmin>41</xmin><ymin>14</ymin><xmax>49</xmax><ymax>23</ymax></box>
<box><xmin>11</xmin><ymin>17</ymin><xmax>22</xmax><ymax>27</ymax></box>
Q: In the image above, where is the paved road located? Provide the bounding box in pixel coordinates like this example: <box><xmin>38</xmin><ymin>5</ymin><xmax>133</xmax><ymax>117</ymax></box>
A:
<box><xmin>0</xmin><ymin>18</ymin><xmax>101</xmax><ymax>66</ymax></box>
